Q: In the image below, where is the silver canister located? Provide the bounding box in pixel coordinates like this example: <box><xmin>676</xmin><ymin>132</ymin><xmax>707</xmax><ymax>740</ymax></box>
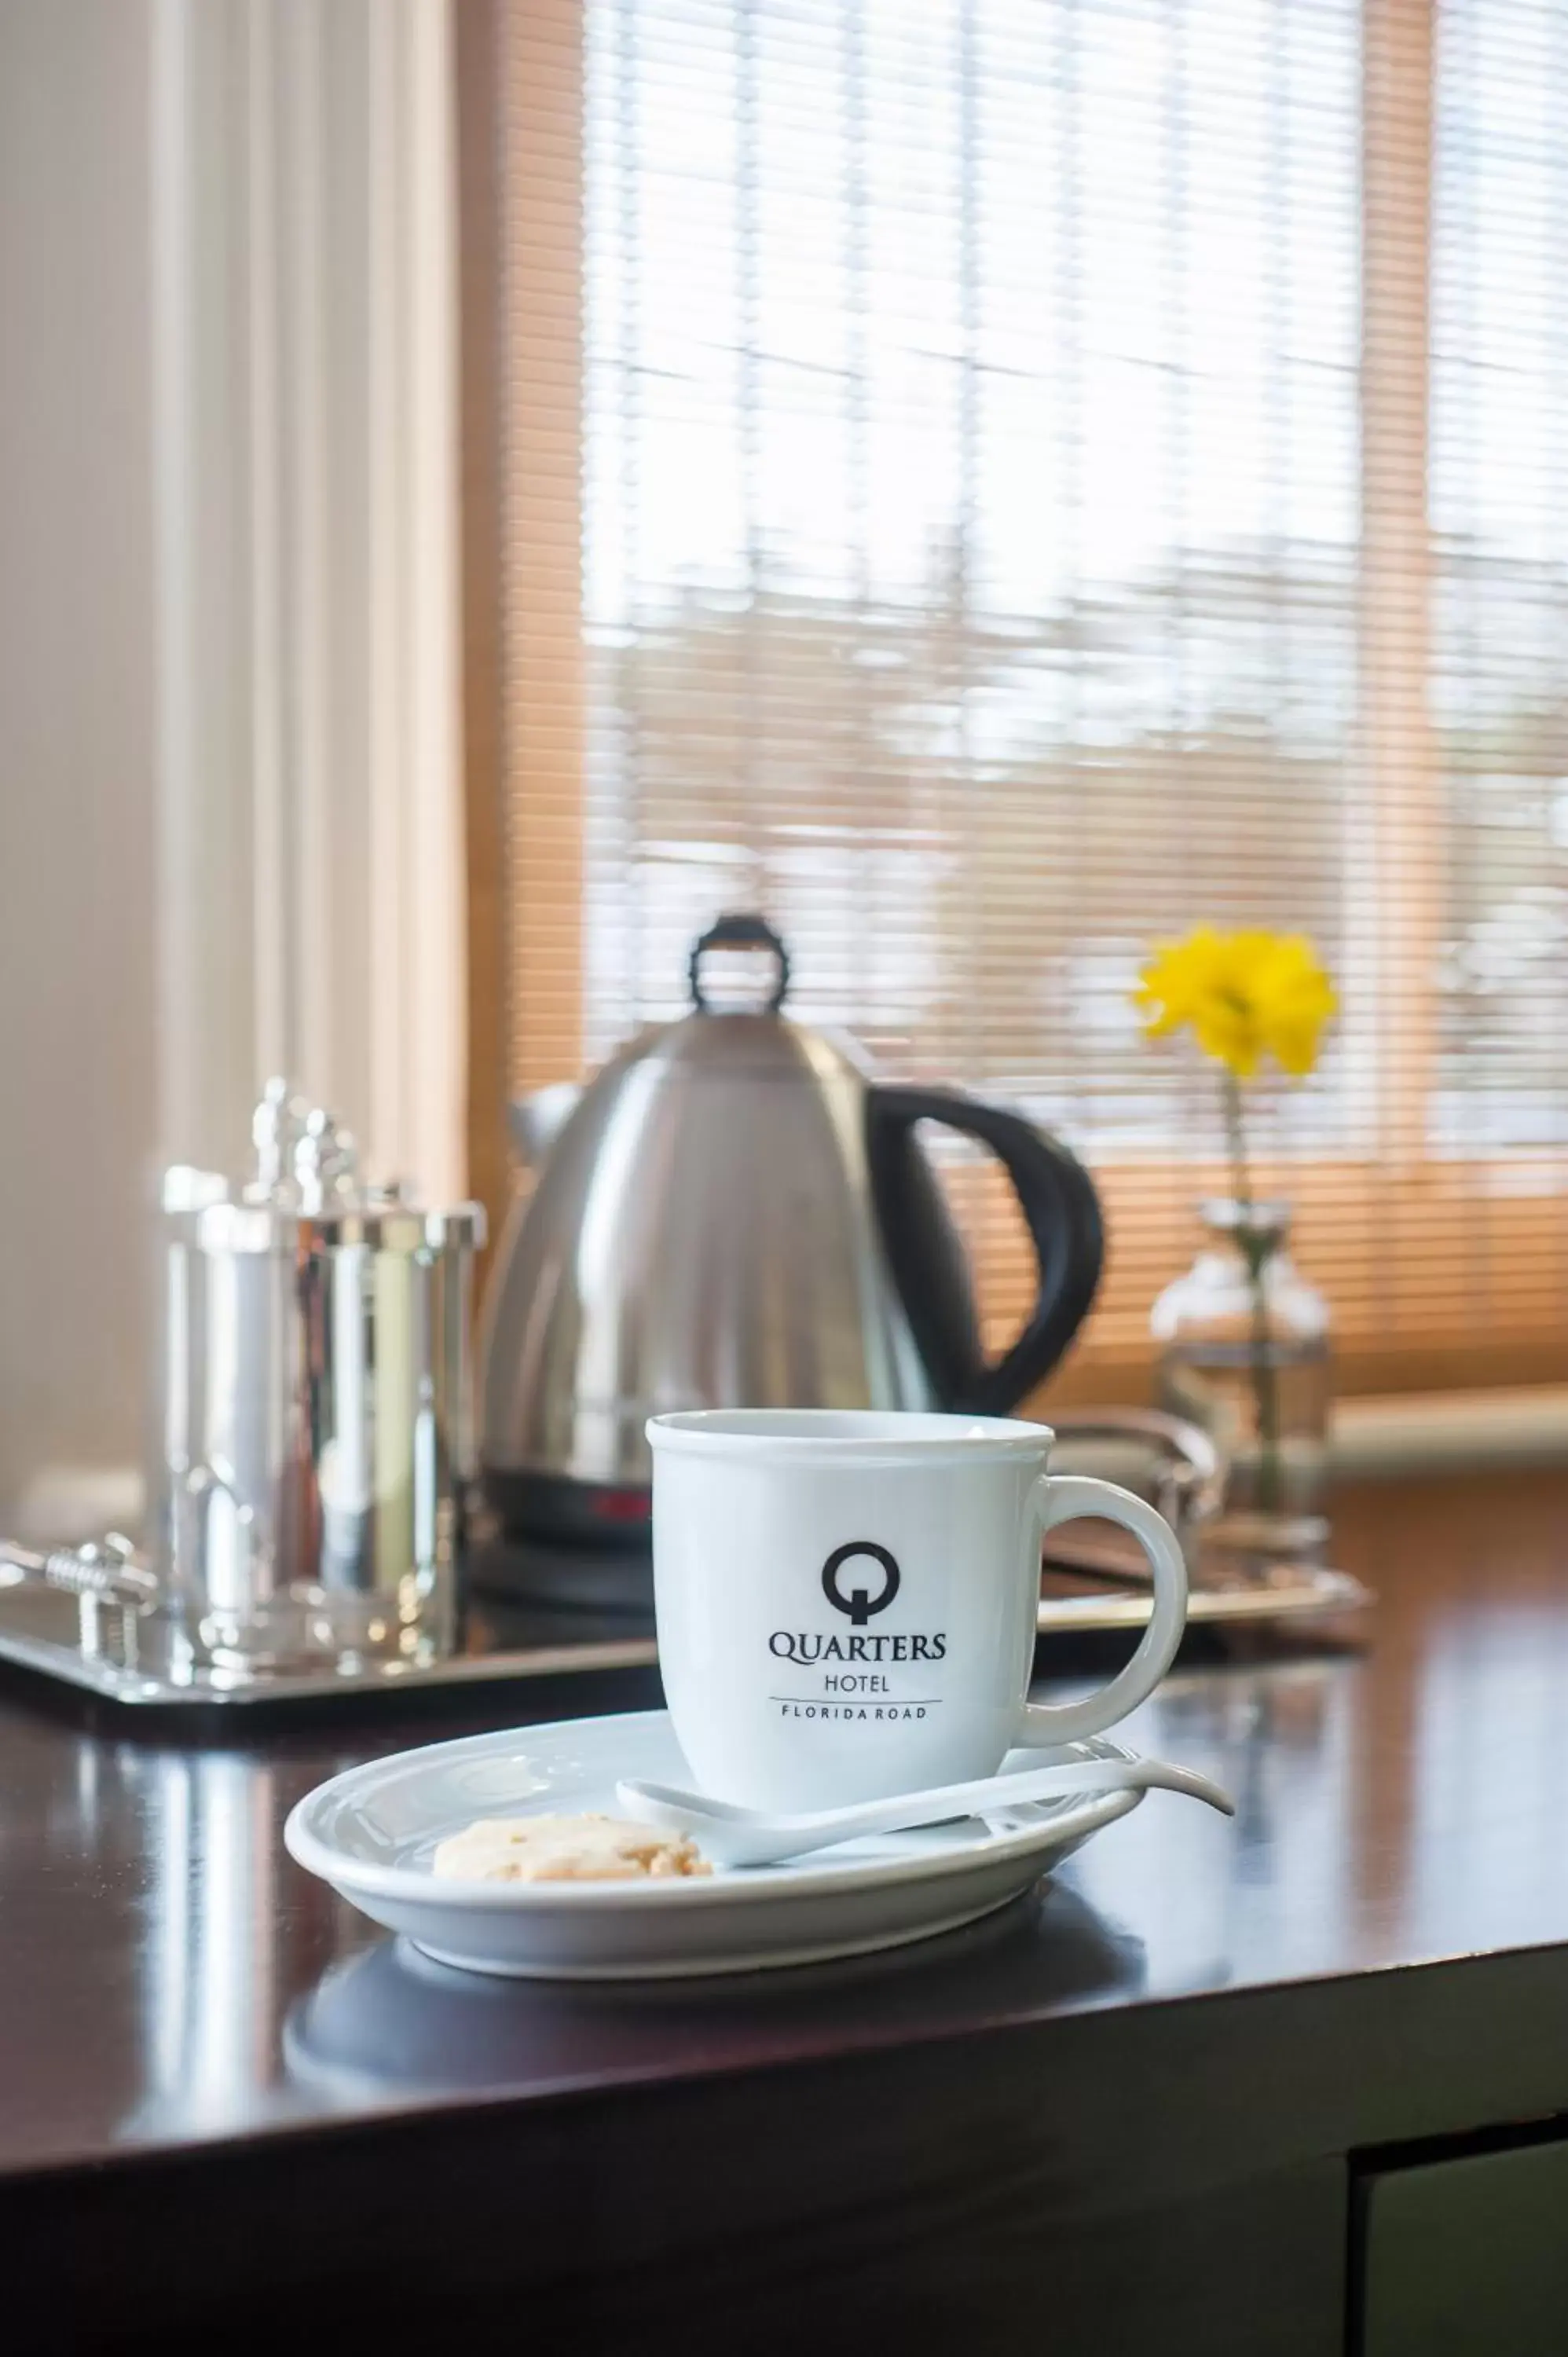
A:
<box><xmin>158</xmin><ymin>1084</ymin><xmax>484</xmax><ymax>1673</ymax></box>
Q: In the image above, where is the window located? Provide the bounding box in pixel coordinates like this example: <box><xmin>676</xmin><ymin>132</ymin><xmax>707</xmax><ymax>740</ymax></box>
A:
<box><xmin>1433</xmin><ymin>0</ymin><xmax>1568</xmax><ymax>1158</ymax></box>
<box><xmin>485</xmin><ymin>0</ymin><xmax>1568</xmax><ymax>1400</ymax></box>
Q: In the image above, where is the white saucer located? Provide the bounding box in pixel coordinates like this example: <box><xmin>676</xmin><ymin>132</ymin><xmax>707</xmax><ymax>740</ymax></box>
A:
<box><xmin>284</xmin><ymin>1710</ymin><xmax>1144</xmax><ymax>1980</ymax></box>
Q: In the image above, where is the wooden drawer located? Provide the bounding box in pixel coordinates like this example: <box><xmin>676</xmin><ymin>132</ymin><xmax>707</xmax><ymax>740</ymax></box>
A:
<box><xmin>1361</xmin><ymin>2136</ymin><xmax>1568</xmax><ymax>2355</ymax></box>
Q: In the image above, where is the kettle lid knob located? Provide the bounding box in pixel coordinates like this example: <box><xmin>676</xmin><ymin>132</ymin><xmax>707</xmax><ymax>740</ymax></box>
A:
<box><xmin>688</xmin><ymin>913</ymin><xmax>791</xmax><ymax>1014</ymax></box>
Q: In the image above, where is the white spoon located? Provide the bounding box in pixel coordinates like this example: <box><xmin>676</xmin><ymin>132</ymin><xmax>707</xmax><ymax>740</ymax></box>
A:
<box><xmin>615</xmin><ymin>1754</ymin><xmax>1234</xmax><ymax>1869</ymax></box>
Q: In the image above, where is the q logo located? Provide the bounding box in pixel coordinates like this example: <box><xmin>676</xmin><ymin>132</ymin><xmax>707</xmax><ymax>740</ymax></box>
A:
<box><xmin>821</xmin><ymin>1540</ymin><xmax>901</xmax><ymax>1628</ymax></box>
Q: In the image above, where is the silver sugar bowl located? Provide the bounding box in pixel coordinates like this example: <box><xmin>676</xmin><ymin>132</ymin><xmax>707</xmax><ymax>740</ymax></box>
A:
<box><xmin>156</xmin><ymin>1082</ymin><xmax>485</xmax><ymax>1674</ymax></box>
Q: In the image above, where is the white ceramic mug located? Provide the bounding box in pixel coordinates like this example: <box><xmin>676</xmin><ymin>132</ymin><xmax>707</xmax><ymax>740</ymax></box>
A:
<box><xmin>647</xmin><ymin>1409</ymin><xmax>1189</xmax><ymax>1812</ymax></box>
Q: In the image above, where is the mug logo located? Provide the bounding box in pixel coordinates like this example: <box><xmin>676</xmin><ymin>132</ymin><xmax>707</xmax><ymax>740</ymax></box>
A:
<box><xmin>821</xmin><ymin>1541</ymin><xmax>901</xmax><ymax>1627</ymax></box>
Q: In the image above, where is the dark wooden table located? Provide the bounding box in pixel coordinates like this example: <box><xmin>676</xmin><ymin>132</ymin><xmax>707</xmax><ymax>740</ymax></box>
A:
<box><xmin>4</xmin><ymin>1471</ymin><xmax>1568</xmax><ymax>2355</ymax></box>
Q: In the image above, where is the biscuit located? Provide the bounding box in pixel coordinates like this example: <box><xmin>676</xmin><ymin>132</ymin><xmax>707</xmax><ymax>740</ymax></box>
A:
<box><xmin>430</xmin><ymin>1812</ymin><xmax>711</xmax><ymax>1882</ymax></box>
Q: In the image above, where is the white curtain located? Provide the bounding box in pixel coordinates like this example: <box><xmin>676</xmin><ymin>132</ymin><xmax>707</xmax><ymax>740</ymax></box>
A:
<box><xmin>0</xmin><ymin>0</ymin><xmax>464</xmax><ymax>1536</ymax></box>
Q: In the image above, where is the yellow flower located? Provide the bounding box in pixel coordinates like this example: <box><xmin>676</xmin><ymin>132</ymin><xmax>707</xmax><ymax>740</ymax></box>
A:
<box><xmin>1134</xmin><ymin>926</ymin><xmax>1336</xmax><ymax>1081</ymax></box>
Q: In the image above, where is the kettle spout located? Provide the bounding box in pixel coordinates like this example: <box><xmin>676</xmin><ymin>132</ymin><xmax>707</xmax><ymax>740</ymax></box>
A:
<box><xmin>507</xmin><ymin>1081</ymin><xmax>583</xmax><ymax>1169</ymax></box>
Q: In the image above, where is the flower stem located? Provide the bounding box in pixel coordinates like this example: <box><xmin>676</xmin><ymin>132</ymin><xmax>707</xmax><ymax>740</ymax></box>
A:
<box><xmin>1222</xmin><ymin>1067</ymin><xmax>1281</xmax><ymax>1513</ymax></box>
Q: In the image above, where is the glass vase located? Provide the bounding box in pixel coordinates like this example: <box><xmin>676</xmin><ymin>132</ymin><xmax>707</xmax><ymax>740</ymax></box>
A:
<box><xmin>1151</xmin><ymin>1199</ymin><xmax>1332</xmax><ymax>1566</ymax></box>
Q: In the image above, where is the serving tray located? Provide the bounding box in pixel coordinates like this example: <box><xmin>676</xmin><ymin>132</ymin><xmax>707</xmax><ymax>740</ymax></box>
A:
<box><xmin>0</xmin><ymin>1554</ymin><xmax>1369</xmax><ymax>1714</ymax></box>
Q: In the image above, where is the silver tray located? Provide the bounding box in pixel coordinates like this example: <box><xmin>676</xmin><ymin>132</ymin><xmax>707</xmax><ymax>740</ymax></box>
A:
<box><xmin>0</xmin><ymin>1555</ymin><xmax>1370</xmax><ymax>1712</ymax></box>
<box><xmin>1037</xmin><ymin>1563</ymin><xmax>1371</xmax><ymax>1632</ymax></box>
<box><xmin>0</xmin><ymin>1571</ymin><xmax>658</xmax><ymax>1707</ymax></box>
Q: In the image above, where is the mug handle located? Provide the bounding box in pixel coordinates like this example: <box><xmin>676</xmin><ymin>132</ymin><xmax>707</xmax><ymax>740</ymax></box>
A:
<box><xmin>1014</xmin><ymin>1475</ymin><xmax>1189</xmax><ymax>1748</ymax></box>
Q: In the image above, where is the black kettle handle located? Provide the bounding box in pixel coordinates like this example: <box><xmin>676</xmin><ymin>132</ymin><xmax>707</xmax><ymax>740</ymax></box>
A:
<box><xmin>689</xmin><ymin>914</ymin><xmax>791</xmax><ymax>1013</ymax></box>
<box><xmin>868</xmin><ymin>1087</ymin><xmax>1105</xmax><ymax>1415</ymax></box>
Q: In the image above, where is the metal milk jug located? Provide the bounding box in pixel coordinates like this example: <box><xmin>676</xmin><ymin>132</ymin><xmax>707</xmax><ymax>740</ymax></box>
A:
<box><xmin>158</xmin><ymin>1083</ymin><xmax>484</xmax><ymax>1672</ymax></box>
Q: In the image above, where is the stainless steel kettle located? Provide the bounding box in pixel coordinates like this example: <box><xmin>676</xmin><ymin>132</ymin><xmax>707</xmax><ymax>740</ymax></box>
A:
<box><xmin>480</xmin><ymin>915</ymin><xmax>1103</xmax><ymax>1541</ymax></box>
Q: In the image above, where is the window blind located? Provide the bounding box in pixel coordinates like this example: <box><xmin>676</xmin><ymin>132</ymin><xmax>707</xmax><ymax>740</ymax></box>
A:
<box><xmin>489</xmin><ymin>0</ymin><xmax>1568</xmax><ymax>1401</ymax></box>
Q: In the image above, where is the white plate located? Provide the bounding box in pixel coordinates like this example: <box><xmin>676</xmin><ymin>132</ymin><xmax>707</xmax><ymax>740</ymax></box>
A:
<box><xmin>284</xmin><ymin>1710</ymin><xmax>1143</xmax><ymax>1980</ymax></box>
